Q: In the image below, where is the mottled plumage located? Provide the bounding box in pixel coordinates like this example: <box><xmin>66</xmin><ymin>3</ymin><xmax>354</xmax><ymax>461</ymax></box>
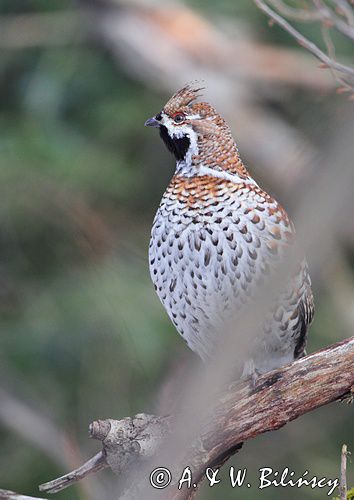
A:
<box><xmin>146</xmin><ymin>83</ymin><xmax>314</xmax><ymax>375</ymax></box>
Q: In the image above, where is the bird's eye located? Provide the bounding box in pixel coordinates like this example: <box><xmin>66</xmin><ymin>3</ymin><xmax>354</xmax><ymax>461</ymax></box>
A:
<box><xmin>173</xmin><ymin>113</ymin><xmax>185</xmax><ymax>124</ymax></box>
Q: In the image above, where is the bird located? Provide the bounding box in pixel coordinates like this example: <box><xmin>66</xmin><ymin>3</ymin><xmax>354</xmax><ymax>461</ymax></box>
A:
<box><xmin>145</xmin><ymin>83</ymin><xmax>314</xmax><ymax>378</ymax></box>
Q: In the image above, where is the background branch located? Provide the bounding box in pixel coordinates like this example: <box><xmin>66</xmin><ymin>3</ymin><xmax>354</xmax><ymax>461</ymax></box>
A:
<box><xmin>0</xmin><ymin>491</ymin><xmax>46</xmax><ymax>500</ymax></box>
<box><xmin>340</xmin><ymin>444</ymin><xmax>348</xmax><ymax>500</ymax></box>
<box><xmin>254</xmin><ymin>0</ymin><xmax>354</xmax><ymax>93</ymax></box>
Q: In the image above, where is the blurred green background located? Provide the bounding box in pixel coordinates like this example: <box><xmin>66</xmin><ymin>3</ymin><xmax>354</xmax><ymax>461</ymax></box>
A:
<box><xmin>0</xmin><ymin>1</ymin><xmax>353</xmax><ymax>499</ymax></box>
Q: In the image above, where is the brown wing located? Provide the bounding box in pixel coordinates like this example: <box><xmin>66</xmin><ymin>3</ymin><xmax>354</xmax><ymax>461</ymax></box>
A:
<box><xmin>293</xmin><ymin>261</ymin><xmax>314</xmax><ymax>359</ymax></box>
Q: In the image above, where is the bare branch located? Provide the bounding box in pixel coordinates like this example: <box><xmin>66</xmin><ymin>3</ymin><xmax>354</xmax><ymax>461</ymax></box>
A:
<box><xmin>39</xmin><ymin>337</ymin><xmax>354</xmax><ymax>497</ymax></box>
<box><xmin>0</xmin><ymin>490</ymin><xmax>46</xmax><ymax>500</ymax></box>
<box><xmin>269</xmin><ymin>0</ymin><xmax>354</xmax><ymax>39</ymax></box>
<box><xmin>331</xmin><ymin>0</ymin><xmax>354</xmax><ymax>26</ymax></box>
<box><xmin>268</xmin><ymin>0</ymin><xmax>323</xmax><ymax>21</ymax></box>
<box><xmin>254</xmin><ymin>0</ymin><xmax>354</xmax><ymax>87</ymax></box>
<box><xmin>39</xmin><ymin>452</ymin><xmax>107</xmax><ymax>494</ymax></box>
<box><xmin>339</xmin><ymin>444</ymin><xmax>348</xmax><ymax>500</ymax></box>
<box><xmin>312</xmin><ymin>0</ymin><xmax>354</xmax><ymax>41</ymax></box>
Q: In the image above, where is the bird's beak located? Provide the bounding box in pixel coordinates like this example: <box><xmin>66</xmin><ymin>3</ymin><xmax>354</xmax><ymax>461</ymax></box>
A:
<box><xmin>144</xmin><ymin>116</ymin><xmax>160</xmax><ymax>128</ymax></box>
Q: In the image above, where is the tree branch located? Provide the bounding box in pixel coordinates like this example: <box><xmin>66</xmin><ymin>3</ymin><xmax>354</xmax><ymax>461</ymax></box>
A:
<box><xmin>268</xmin><ymin>0</ymin><xmax>323</xmax><ymax>21</ymax></box>
<box><xmin>340</xmin><ymin>444</ymin><xmax>348</xmax><ymax>500</ymax></box>
<box><xmin>38</xmin><ymin>452</ymin><xmax>107</xmax><ymax>494</ymax></box>
<box><xmin>0</xmin><ymin>490</ymin><xmax>46</xmax><ymax>500</ymax></box>
<box><xmin>39</xmin><ymin>336</ymin><xmax>354</xmax><ymax>498</ymax></box>
<box><xmin>332</xmin><ymin>0</ymin><xmax>354</xmax><ymax>27</ymax></box>
<box><xmin>312</xmin><ymin>0</ymin><xmax>354</xmax><ymax>41</ymax></box>
<box><xmin>254</xmin><ymin>0</ymin><xmax>354</xmax><ymax>92</ymax></box>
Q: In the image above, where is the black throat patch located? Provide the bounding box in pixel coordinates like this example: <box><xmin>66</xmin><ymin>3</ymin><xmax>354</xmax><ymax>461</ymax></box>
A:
<box><xmin>159</xmin><ymin>126</ymin><xmax>191</xmax><ymax>162</ymax></box>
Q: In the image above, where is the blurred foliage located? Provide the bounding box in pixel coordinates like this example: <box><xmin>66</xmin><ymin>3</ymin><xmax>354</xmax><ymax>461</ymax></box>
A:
<box><xmin>0</xmin><ymin>0</ymin><xmax>352</xmax><ymax>499</ymax></box>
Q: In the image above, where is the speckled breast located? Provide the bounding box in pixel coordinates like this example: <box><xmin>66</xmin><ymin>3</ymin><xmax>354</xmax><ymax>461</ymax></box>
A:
<box><xmin>149</xmin><ymin>174</ymin><xmax>300</xmax><ymax>362</ymax></box>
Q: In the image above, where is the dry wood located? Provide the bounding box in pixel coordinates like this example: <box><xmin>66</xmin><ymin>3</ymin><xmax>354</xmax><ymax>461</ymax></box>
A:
<box><xmin>340</xmin><ymin>444</ymin><xmax>348</xmax><ymax>500</ymax></box>
<box><xmin>0</xmin><ymin>490</ymin><xmax>46</xmax><ymax>500</ymax></box>
<box><xmin>39</xmin><ymin>336</ymin><xmax>354</xmax><ymax>498</ymax></box>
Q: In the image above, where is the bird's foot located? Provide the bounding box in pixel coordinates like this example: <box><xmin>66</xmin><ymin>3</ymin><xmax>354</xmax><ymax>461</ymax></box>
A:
<box><xmin>240</xmin><ymin>359</ymin><xmax>262</xmax><ymax>389</ymax></box>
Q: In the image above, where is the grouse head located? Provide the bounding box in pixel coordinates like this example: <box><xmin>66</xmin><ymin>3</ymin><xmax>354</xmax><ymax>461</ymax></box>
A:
<box><xmin>145</xmin><ymin>82</ymin><xmax>247</xmax><ymax>177</ymax></box>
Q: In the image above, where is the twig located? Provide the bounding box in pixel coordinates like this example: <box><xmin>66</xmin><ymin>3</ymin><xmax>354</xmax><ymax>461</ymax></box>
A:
<box><xmin>268</xmin><ymin>0</ymin><xmax>322</xmax><ymax>21</ymax></box>
<box><xmin>254</xmin><ymin>0</ymin><xmax>354</xmax><ymax>79</ymax></box>
<box><xmin>331</xmin><ymin>0</ymin><xmax>354</xmax><ymax>26</ymax></box>
<box><xmin>39</xmin><ymin>452</ymin><xmax>107</xmax><ymax>494</ymax></box>
<box><xmin>312</xmin><ymin>0</ymin><xmax>354</xmax><ymax>41</ymax></box>
<box><xmin>318</xmin><ymin>15</ymin><xmax>351</xmax><ymax>90</ymax></box>
<box><xmin>340</xmin><ymin>444</ymin><xmax>348</xmax><ymax>500</ymax></box>
<box><xmin>39</xmin><ymin>337</ymin><xmax>354</xmax><ymax>497</ymax></box>
<box><xmin>270</xmin><ymin>0</ymin><xmax>354</xmax><ymax>38</ymax></box>
<box><xmin>0</xmin><ymin>491</ymin><xmax>46</xmax><ymax>500</ymax></box>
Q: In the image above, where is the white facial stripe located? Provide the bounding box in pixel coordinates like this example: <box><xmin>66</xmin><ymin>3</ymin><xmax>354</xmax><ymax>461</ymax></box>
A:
<box><xmin>175</xmin><ymin>128</ymin><xmax>199</xmax><ymax>175</ymax></box>
<box><xmin>170</xmin><ymin>123</ymin><xmax>194</xmax><ymax>138</ymax></box>
<box><xmin>184</xmin><ymin>114</ymin><xmax>201</xmax><ymax>120</ymax></box>
<box><xmin>161</xmin><ymin>114</ymin><xmax>200</xmax><ymax>131</ymax></box>
<box><xmin>161</xmin><ymin>113</ymin><xmax>200</xmax><ymax>174</ymax></box>
<box><xmin>183</xmin><ymin>129</ymin><xmax>199</xmax><ymax>169</ymax></box>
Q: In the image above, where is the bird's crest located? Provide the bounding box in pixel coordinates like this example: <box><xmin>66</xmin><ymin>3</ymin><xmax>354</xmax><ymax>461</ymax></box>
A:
<box><xmin>164</xmin><ymin>82</ymin><xmax>205</xmax><ymax>115</ymax></box>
